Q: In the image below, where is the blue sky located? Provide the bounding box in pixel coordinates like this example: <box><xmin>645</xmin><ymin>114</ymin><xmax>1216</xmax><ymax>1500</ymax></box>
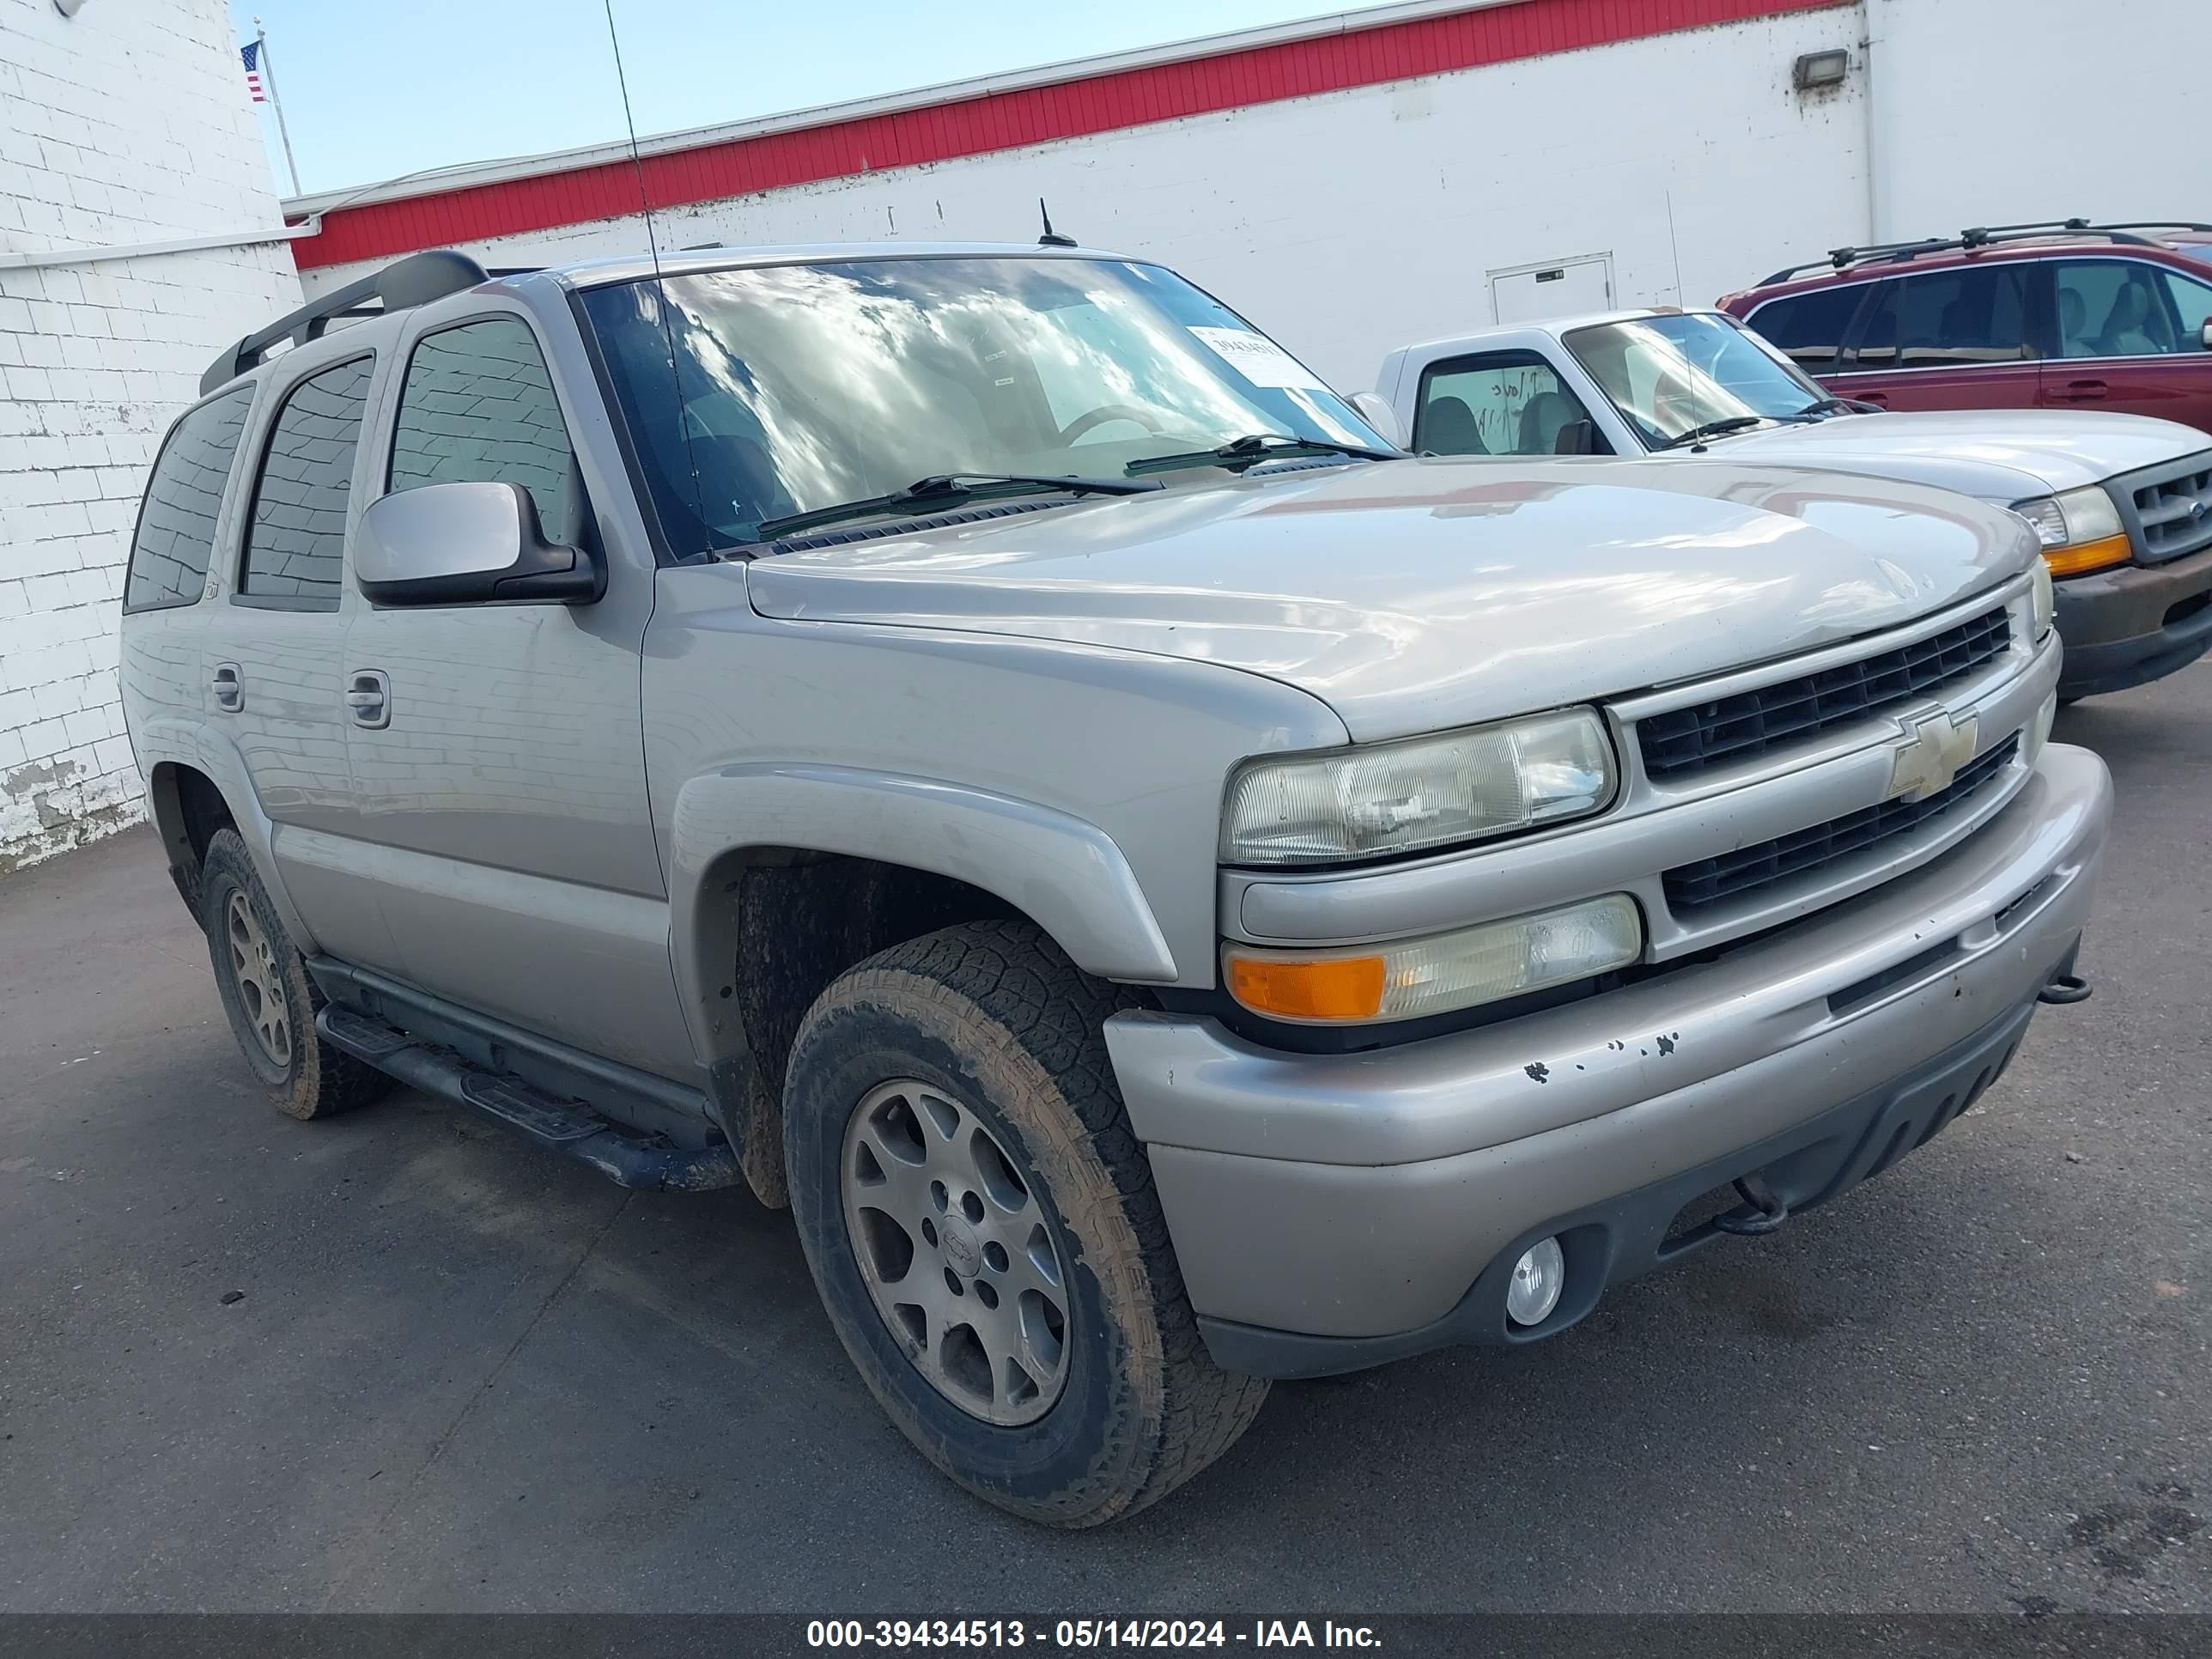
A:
<box><xmin>226</xmin><ymin>0</ymin><xmax>1346</xmax><ymax>198</ymax></box>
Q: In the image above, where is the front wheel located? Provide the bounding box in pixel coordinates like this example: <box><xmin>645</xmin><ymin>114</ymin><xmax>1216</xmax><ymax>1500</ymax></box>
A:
<box><xmin>783</xmin><ymin>921</ymin><xmax>1267</xmax><ymax>1526</ymax></box>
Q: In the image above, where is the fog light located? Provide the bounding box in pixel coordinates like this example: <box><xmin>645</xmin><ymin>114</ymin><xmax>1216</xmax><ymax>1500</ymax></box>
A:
<box><xmin>1505</xmin><ymin>1237</ymin><xmax>1565</xmax><ymax>1328</ymax></box>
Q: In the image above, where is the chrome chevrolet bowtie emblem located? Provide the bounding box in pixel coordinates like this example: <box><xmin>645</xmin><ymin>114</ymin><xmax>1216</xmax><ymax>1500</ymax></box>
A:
<box><xmin>1889</xmin><ymin>708</ymin><xmax>1978</xmax><ymax>803</ymax></box>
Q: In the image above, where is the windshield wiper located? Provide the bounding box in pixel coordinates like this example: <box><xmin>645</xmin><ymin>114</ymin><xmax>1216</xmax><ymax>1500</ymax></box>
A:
<box><xmin>1657</xmin><ymin>416</ymin><xmax>1769</xmax><ymax>451</ymax></box>
<box><xmin>1124</xmin><ymin>432</ymin><xmax>1398</xmax><ymax>477</ymax></box>
<box><xmin>1797</xmin><ymin>394</ymin><xmax>1884</xmax><ymax>417</ymax></box>
<box><xmin>755</xmin><ymin>472</ymin><xmax>1158</xmax><ymax>543</ymax></box>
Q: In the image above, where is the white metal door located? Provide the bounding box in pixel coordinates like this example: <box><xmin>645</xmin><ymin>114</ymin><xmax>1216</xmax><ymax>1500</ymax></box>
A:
<box><xmin>1489</xmin><ymin>255</ymin><xmax>1614</xmax><ymax>325</ymax></box>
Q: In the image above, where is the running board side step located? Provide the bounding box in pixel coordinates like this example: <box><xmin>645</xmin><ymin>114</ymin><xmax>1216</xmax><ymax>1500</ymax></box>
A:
<box><xmin>317</xmin><ymin>1006</ymin><xmax>741</xmax><ymax>1193</ymax></box>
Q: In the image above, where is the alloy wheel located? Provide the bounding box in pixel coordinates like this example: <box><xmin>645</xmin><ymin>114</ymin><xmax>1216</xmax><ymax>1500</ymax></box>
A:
<box><xmin>225</xmin><ymin>890</ymin><xmax>292</xmax><ymax>1068</ymax></box>
<box><xmin>840</xmin><ymin>1079</ymin><xmax>1072</xmax><ymax>1425</ymax></box>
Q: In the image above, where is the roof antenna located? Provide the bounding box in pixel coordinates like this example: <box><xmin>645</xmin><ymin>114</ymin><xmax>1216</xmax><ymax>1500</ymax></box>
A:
<box><xmin>1037</xmin><ymin>198</ymin><xmax>1076</xmax><ymax>248</ymax></box>
<box><xmin>601</xmin><ymin>0</ymin><xmax>662</xmax><ymax>283</ymax></box>
<box><xmin>603</xmin><ymin>0</ymin><xmax>705</xmax><ymax>554</ymax></box>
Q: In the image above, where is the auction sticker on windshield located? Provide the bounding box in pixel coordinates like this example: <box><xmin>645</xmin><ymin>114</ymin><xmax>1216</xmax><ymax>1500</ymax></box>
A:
<box><xmin>1188</xmin><ymin>326</ymin><xmax>1331</xmax><ymax>391</ymax></box>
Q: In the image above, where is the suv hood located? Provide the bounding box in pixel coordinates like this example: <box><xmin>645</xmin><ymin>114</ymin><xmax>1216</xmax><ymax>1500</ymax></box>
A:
<box><xmin>1712</xmin><ymin>408</ymin><xmax>2202</xmax><ymax>500</ymax></box>
<box><xmin>746</xmin><ymin>457</ymin><xmax>2033</xmax><ymax>742</ymax></box>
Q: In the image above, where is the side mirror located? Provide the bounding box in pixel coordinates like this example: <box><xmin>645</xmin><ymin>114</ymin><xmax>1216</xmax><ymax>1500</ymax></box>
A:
<box><xmin>1348</xmin><ymin>391</ymin><xmax>1406</xmax><ymax>450</ymax></box>
<box><xmin>355</xmin><ymin>481</ymin><xmax>602</xmax><ymax>607</ymax></box>
<box><xmin>2201</xmin><ymin>319</ymin><xmax>2212</xmax><ymax>351</ymax></box>
<box><xmin>1553</xmin><ymin>419</ymin><xmax>1598</xmax><ymax>456</ymax></box>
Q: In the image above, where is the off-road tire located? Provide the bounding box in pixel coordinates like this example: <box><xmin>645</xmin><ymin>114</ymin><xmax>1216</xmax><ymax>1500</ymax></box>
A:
<box><xmin>784</xmin><ymin>920</ymin><xmax>1269</xmax><ymax>1526</ymax></box>
<box><xmin>200</xmin><ymin>829</ymin><xmax>388</xmax><ymax>1121</ymax></box>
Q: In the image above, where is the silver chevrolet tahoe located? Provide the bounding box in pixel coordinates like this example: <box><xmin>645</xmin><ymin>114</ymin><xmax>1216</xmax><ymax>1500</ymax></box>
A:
<box><xmin>120</xmin><ymin>242</ymin><xmax>2111</xmax><ymax>1527</ymax></box>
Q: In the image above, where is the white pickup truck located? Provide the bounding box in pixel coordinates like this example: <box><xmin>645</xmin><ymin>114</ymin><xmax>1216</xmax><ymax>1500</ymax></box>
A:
<box><xmin>1375</xmin><ymin>308</ymin><xmax>2212</xmax><ymax>700</ymax></box>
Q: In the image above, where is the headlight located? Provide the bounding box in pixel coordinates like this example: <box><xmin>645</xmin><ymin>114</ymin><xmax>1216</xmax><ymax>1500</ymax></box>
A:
<box><xmin>1220</xmin><ymin>708</ymin><xmax>1615</xmax><ymax>866</ymax></box>
<box><xmin>2014</xmin><ymin>486</ymin><xmax>2131</xmax><ymax>578</ymax></box>
<box><xmin>1224</xmin><ymin>893</ymin><xmax>1644</xmax><ymax>1024</ymax></box>
<box><xmin>2030</xmin><ymin>558</ymin><xmax>2055</xmax><ymax>641</ymax></box>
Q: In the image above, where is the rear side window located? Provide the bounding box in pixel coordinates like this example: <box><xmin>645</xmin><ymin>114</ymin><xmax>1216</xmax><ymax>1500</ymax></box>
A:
<box><xmin>1745</xmin><ymin>286</ymin><xmax>1865</xmax><ymax>375</ymax></box>
<box><xmin>1413</xmin><ymin>353</ymin><xmax>1603</xmax><ymax>455</ymax></box>
<box><xmin>388</xmin><ymin>317</ymin><xmax>581</xmax><ymax>544</ymax></box>
<box><xmin>1850</xmin><ymin>266</ymin><xmax>2035</xmax><ymax>372</ymax></box>
<box><xmin>239</xmin><ymin>356</ymin><xmax>374</xmax><ymax>610</ymax></box>
<box><xmin>124</xmin><ymin>386</ymin><xmax>254</xmax><ymax>612</ymax></box>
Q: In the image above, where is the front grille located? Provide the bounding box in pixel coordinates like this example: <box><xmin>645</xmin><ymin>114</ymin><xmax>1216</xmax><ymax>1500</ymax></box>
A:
<box><xmin>1664</xmin><ymin>735</ymin><xmax>2020</xmax><ymax>912</ymax></box>
<box><xmin>2131</xmin><ymin>460</ymin><xmax>2212</xmax><ymax>562</ymax></box>
<box><xmin>1638</xmin><ymin>608</ymin><xmax>2012</xmax><ymax>779</ymax></box>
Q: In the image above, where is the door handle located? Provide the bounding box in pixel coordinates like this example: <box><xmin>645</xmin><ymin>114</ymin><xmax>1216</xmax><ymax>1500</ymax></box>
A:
<box><xmin>1856</xmin><ymin>390</ymin><xmax>1890</xmax><ymax>405</ymax></box>
<box><xmin>210</xmin><ymin>662</ymin><xmax>243</xmax><ymax>713</ymax></box>
<box><xmin>2055</xmin><ymin>378</ymin><xmax>2109</xmax><ymax>402</ymax></box>
<box><xmin>345</xmin><ymin>669</ymin><xmax>391</xmax><ymax>730</ymax></box>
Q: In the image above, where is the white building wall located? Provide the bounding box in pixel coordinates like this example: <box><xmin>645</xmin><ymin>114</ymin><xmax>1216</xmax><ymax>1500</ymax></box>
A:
<box><xmin>301</xmin><ymin>9</ymin><xmax>1873</xmax><ymax>392</ymax></box>
<box><xmin>0</xmin><ymin>0</ymin><xmax>301</xmax><ymax>871</ymax></box>
<box><xmin>1867</xmin><ymin>0</ymin><xmax>2199</xmax><ymax>243</ymax></box>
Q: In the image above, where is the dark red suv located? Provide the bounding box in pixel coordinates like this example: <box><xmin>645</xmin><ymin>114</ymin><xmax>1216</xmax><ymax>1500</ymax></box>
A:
<box><xmin>1718</xmin><ymin>221</ymin><xmax>2212</xmax><ymax>434</ymax></box>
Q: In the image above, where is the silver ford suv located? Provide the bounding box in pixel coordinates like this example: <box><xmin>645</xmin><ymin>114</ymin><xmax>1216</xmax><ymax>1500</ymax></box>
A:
<box><xmin>119</xmin><ymin>243</ymin><xmax>2110</xmax><ymax>1526</ymax></box>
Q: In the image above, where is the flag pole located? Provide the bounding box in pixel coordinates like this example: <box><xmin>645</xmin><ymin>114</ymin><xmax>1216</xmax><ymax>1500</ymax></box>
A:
<box><xmin>254</xmin><ymin>20</ymin><xmax>303</xmax><ymax>199</ymax></box>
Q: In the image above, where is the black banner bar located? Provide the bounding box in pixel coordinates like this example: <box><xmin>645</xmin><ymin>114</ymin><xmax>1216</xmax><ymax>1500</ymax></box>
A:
<box><xmin>2</xmin><ymin>1616</ymin><xmax>2208</xmax><ymax>1659</ymax></box>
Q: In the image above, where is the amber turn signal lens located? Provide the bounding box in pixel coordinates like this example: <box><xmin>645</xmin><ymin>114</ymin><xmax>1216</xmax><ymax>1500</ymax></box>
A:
<box><xmin>2042</xmin><ymin>533</ymin><xmax>2131</xmax><ymax>579</ymax></box>
<box><xmin>1224</xmin><ymin>896</ymin><xmax>1644</xmax><ymax>1025</ymax></box>
<box><xmin>1225</xmin><ymin>953</ymin><xmax>1386</xmax><ymax>1021</ymax></box>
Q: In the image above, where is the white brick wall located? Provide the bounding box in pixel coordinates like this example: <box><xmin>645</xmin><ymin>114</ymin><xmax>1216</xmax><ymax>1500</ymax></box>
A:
<box><xmin>0</xmin><ymin>0</ymin><xmax>301</xmax><ymax>872</ymax></box>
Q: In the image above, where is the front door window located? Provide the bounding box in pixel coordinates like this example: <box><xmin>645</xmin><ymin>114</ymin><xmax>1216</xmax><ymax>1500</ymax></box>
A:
<box><xmin>2051</xmin><ymin>258</ymin><xmax>2212</xmax><ymax>359</ymax></box>
<box><xmin>1413</xmin><ymin>354</ymin><xmax>1603</xmax><ymax>456</ymax></box>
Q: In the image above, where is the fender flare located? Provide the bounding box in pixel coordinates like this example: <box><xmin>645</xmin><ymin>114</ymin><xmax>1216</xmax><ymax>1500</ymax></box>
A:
<box><xmin>136</xmin><ymin>717</ymin><xmax>319</xmax><ymax>951</ymax></box>
<box><xmin>666</xmin><ymin>764</ymin><xmax>1178</xmax><ymax>1057</ymax></box>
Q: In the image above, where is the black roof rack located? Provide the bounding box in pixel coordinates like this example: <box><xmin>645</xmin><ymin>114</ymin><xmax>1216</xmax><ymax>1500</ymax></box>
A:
<box><xmin>2093</xmin><ymin>220</ymin><xmax>2212</xmax><ymax>235</ymax></box>
<box><xmin>199</xmin><ymin>248</ymin><xmax>490</xmax><ymax>394</ymax></box>
<box><xmin>1756</xmin><ymin>219</ymin><xmax>2212</xmax><ymax>288</ymax></box>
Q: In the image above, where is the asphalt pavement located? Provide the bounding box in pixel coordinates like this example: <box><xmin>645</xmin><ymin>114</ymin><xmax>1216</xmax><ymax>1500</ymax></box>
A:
<box><xmin>1</xmin><ymin>665</ymin><xmax>2204</xmax><ymax>1613</ymax></box>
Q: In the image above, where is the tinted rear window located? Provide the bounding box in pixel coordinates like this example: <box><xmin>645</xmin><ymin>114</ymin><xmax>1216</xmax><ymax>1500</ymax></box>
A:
<box><xmin>1850</xmin><ymin>266</ymin><xmax>2036</xmax><ymax>371</ymax></box>
<box><xmin>239</xmin><ymin>356</ymin><xmax>374</xmax><ymax>610</ymax></box>
<box><xmin>1746</xmin><ymin>287</ymin><xmax>1865</xmax><ymax>375</ymax></box>
<box><xmin>125</xmin><ymin>387</ymin><xmax>254</xmax><ymax>612</ymax></box>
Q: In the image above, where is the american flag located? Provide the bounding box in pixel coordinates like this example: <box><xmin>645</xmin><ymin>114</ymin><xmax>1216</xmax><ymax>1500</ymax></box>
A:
<box><xmin>241</xmin><ymin>40</ymin><xmax>266</xmax><ymax>103</ymax></box>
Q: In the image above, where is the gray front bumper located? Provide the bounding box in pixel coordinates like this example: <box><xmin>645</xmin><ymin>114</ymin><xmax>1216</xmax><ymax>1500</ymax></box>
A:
<box><xmin>1103</xmin><ymin>742</ymin><xmax>2111</xmax><ymax>1360</ymax></box>
<box><xmin>2052</xmin><ymin>543</ymin><xmax>2212</xmax><ymax>697</ymax></box>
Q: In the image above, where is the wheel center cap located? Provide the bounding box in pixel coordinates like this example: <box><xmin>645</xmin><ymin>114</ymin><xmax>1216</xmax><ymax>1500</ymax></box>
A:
<box><xmin>940</xmin><ymin>1214</ymin><xmax>981</xmax><ymax>1278</ymax></box>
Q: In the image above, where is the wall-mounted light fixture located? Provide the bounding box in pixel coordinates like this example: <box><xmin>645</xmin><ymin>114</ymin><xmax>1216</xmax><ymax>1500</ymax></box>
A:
<box><xmin>53</xmin><ymin>0</ymin><xmax>90</xmax><ymax>15</ymax></box>
<box><xmin>1793</xmin><ymin>48</ymin><xmax>1850</xmax><ymax>90</ymax></box>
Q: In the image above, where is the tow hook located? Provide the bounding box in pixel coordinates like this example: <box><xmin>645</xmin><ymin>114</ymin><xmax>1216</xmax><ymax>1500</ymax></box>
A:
<box><xmin>2039</xmin><ymin>971</ymin><xmax>2094</xmax><ymax>1006</ymax></box>
<box><xmin>1714</xmin><ymin>1169</ymin><xmax>1790</xmax><ymax>1237</ymax></box>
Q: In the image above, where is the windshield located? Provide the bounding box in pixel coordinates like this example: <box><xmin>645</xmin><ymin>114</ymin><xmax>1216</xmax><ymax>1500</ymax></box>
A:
<box><xmin>579</xmin><ymin>256</ymin><xmax>1385</xmax><ymax>554</ymax></box>
<box><xmin>1563</xmin><ymin>312</ymin><xmax>1834</xmax><ymax>447</ymax></box>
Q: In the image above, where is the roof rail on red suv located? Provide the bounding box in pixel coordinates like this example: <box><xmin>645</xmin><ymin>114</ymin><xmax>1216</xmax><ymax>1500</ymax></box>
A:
<box><xmin>1758</xmin><ymin>220</ymin><xmax>2212</xmax><ymax>287</ymax></box>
